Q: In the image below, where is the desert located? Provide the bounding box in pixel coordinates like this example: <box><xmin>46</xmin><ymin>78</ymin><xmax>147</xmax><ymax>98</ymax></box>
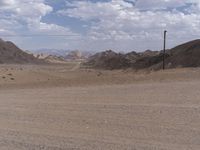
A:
<box><xmin>0</xmin><ymin>62</ymin><xmax>200</xmax><ymax>149</ymax></box>
<box><xmin>1</xmin><ymin>0</ymin><xmax>200</xmax><ymax>149</ymax></box>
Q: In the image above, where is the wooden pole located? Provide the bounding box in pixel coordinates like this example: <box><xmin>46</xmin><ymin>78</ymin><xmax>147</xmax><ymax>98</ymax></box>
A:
<box><xmin>163</xmin><ymin>30</ymin><xmax>167</xmax><ymax>70</ymax></box>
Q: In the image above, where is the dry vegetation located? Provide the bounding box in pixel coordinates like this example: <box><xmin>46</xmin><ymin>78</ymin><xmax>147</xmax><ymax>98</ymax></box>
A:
<box><xmin>0</xmin><ymin>62</ymin><xmax>200</xmax><ymax>149</ymax></box>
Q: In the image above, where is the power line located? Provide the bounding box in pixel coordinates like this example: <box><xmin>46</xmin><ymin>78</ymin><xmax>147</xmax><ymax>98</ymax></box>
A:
<box><xmin>0</xmin><ymin>34</ymin><xmax>134</xmax><ymax>37</ymax></box>
<box><xmin>0</xmin><ymin>34</ymin><xmax>81</xmax><ymax>37</ymax></box>
<box><xmin>1</xmin><ymin>33</ymin><xmax>198</xmax><ymax>38</ymax></box>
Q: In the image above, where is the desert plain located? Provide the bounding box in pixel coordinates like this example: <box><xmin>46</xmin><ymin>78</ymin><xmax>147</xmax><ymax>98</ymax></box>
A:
<box><xmin>0</xmin><ymin>62</ymin><xmax>200</xmax><ymax>150</ymax></box>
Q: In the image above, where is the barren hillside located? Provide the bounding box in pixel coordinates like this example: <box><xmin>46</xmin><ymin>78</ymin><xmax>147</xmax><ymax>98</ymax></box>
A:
<box><xmin>85</xmin><ymin>39</ymin><xmax>200</xmax><ymax>70</ymax></box>
<box><xmin>0</xmin><ymin>39</ymin><xmax>42</xmax><ymax>64</ymax></box>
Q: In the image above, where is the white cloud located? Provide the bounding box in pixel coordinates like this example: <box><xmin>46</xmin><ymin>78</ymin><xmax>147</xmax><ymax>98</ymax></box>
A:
<box><xmin>135</xmin><ymin>0</ymin><xmax>185</xmax><ymax>10</ymax></box>
<box><xmin>0</xmin><ymin>0</ymin><xmax>16</xmax><ymax>6</ymax></box>
<box><xmin>1</xmin><ymin>0</ymin><xmax>200</xmax><ymax>51</ymax></box>
<box><xmin>57</xmin><ymin>0</ymin><xmax>200</xmax><ymax>51</ymax></box>
<box><xmin>0</xmin><ymin>0</ymin><xmax>53</xmax><ymax>25</ymax></box>
<box><xmin>0</xmin><ymin>0</ymin><xmax>80</xmax><ymax>49</ymax></box>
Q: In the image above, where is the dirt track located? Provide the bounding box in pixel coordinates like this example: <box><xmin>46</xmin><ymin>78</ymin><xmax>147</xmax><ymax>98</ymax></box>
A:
<box><xmin>1</xmin><ymin>65</ymin><xmax>200</xmax><ymax>149</ymax></box>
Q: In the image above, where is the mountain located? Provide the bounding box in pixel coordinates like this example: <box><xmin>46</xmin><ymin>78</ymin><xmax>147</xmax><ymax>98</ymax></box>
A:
<box><xmin>33</xmin><ymin>49</ymin><xmax>93</xmax><ymax>60</ymax></box>
<box><xmin>84</xmin><ymin>39</ymin><xmax>200</xmax><ymax>70</ymax></box>
<box><xmin>84</xmin><ymin>49</ymin><xmax>161</xmax><ymax>69</ymax></box>
<box><xmin>0</xmin><ymin>39</ymin><xmax>42</xmax><ymax>64</ymax></box>
<box><xmin>43</xmin><ymin>55</ymin><xmax>68</xmax><ymax>64</ymax></box>
<box><xmin>161</xmin><ymin>39</ymin><xmax>200</xmax><ymax>68</ymax></box>
<box><xmin>84</xmin><ymin>50</ymin><xmax>131</xmax><ymax>69</ymax></box>
<box><xmin>65</xmin><ymin>50</ymin><xmax>82</xmax><ymax>60</ymax></box>
<box><xmin>33</xmin><ymin>49</ymin><xmax>69</xmax><ymax>57</ymax></box>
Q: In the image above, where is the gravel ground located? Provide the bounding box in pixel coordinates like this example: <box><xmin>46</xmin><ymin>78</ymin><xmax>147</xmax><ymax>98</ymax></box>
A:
<box><xmin>0</xmin><ymin>79</ymin><xmax>200</xmax><ymax>150</ymax></box>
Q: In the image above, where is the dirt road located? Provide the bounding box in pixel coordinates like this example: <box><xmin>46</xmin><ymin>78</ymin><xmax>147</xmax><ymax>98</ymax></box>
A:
<box><xmin>1</xmin><ymin>79</ymin><xmax>200</xmax><ymax>149</ymax></box>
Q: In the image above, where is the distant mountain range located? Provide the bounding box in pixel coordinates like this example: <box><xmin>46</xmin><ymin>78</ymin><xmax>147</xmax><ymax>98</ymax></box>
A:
<box><xmin>1</xmin><ymin>37</ymin><xmax>200</xmax><ymax>69</ymax></box>
<box><xmin>0</xmin><ymin>39</ymin><xmax>92</xmax><ymax>64</ymax></box>
<box><xmin>31</xmin><ymin>49</ymin><xmax>94</xmax><ymax>61</ymax></box>
<box><xmin>32</xmin><ymin>49</ymin><xmax>70</xmax><ymax>57</ymax></box>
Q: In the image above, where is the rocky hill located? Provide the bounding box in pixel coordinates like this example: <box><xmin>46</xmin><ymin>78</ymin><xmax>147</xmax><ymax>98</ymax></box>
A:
<box><xmin>65</xmin><ymin>50</ymin><xmax>83</xmax><ymax>60</ymax></box>
<box><xmin>0</xmin><ymin>39</ymin><xmax>42</xmax><ymax>64</ymax></box>
<box><xmin>84</xmin><ymin>50</ymin><xmax>131</xmax><ymax>69</ymax></box>
<box><xmin>84</xmin><ymin>39</ymin><xmax>200</xmax><ymax>70</ymax></box>
<box><xmin>43</xmin><ymin>55</ymin><xmax>67</xmax><ymax>64</ymax></box>
<box><xmin>84</xmin><ymin>49</ymin><xmax>160</xmax><ymax>69</ymax></box>
<box><xmin>161</xmin><ymin>39</ymin><xmax>200</xmax><ymax>68</ymax></box>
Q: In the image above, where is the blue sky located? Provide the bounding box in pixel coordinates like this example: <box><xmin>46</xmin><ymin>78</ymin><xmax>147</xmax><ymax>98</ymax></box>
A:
<box><xmin>0</xmin><ymin>0</ymin><xmax>200</xmax><ymax>52</ymax></box>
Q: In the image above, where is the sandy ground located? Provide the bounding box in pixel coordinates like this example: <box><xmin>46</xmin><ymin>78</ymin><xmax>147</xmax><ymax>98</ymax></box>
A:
<box><xmin>1</xmin><ymin>63</ymin><xmax>200</xmax><ymax>149</ymax></box>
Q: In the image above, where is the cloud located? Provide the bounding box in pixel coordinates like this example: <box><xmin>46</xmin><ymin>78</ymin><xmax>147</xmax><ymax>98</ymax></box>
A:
<box><xmin>0</xmin><ymin>0</ymin><xmax>16</xmax><ymax>6</ymax></box>
<box><xmin>0</xmin><ymin>0</ymin><xmax>74</xmax><ymax>31</ymax></box>
<box><xmin>135</xmin><ymin>0</ymin><xmax>185</xmax><ymax>10</ymax></box>
<box><xmin>57</xmin><ymin>0</ymin><xmax>200</xmax><ymax>51</ymax></box>
<box><xmin>0</xmin><ymin>0</ymin><xmax>53</xmax><ymax>27</ymax></box>
<box><xmin>1</xmin><ymin>0</ymin><xmax>200</xmax><ymax>51</ymax></box>
<box><xmin>0</xmin><ymin>0</ymin><xmax>80</xmax><ymax>49</ymax></box>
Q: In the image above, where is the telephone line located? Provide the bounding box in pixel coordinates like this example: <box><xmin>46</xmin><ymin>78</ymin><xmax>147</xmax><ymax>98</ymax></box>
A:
<box><xmin>0</xmin><ymin>34</ymin><xmax>81</xmax><ymax>37</ymax></box>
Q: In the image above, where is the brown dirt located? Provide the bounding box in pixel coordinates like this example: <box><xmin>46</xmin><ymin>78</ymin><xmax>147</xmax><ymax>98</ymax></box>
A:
<box><xmin>0</xmin><ymin>64</ymin><xmax>200</xmax><ymax>149</ymax></box>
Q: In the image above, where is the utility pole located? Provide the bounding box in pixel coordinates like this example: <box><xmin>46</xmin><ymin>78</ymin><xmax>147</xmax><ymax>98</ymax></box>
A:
<box><xmin>163</xmin><ymin>30</ymin><xmax>167</xmax><ymax>70</ymax></box>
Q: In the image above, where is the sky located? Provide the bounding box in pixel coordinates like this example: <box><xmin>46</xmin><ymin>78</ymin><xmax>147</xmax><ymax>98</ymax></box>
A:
<box><xmin>0</xmin><ymin>0</ymin><xmax>200</xmax><ymax>52</ymax></box>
